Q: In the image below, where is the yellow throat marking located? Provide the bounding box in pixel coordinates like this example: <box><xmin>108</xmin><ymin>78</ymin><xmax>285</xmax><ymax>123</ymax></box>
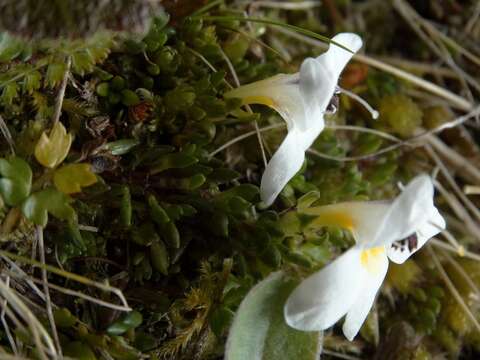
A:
<box><xmin>312</xmin><ymin>211</ymin><xmax>355</xmax><ymax>232</ymax></box>
<box><xmin>242</xmin><ymin>95</ymin><xmax>275</xmax><ymax>107</ymax></box>
<box><xmin>360</xmin><ymin>247</ymin><xmax>385</xmax><ymax>274</ymax></box>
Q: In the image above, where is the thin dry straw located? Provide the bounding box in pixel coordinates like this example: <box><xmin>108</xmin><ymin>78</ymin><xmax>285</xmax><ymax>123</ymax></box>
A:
<box><xmin>428</xmin><ymin>246</ymin><xmax>480</xmax><ymax>333</ymax></box>
<box><xmin>0</xmin><ymin>250</ymin><xmax>132</xmax><ymax>312</ymax></box>
<box><xmin>52</xmin><ymin>56</ymin><xmax>71</xmax><ymax>126</ymax></box>
<box><xmin>37</xmin><ymin>226</ymin><xmax>62</xmax><ymax>357</ymax></box>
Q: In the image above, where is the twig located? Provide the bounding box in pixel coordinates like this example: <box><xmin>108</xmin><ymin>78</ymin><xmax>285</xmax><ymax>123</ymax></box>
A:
<box><xmin>465</xmin><ymin>185</ymin><xmax>480</xmax><ymax>195</ymax></box>
<box><xmin>433</xmin><ymin>178</ymin><xmax>480</xmax><ymax>242</ymax></box>
<box><xmin>427</xmin><ymin>145</ymin><xmax>480</xmax><ymax>224</ymax></box>
<box><xmin>428</xmin><ymin>246</ymin><xmax>480</xmax><ymax>333</ymax></box>
<box><xmin>212</xmin><ymin>105</ymin><xmax>480</xmax><ymax>163</ymax></box>
<box><xmin>431</xmin><ymin>238</ymin><xmax>480</xmax><ymax>262</ymax></box>
<box><xmin>0</xmin><ymin>278</ymin><xmax>57</xmax><ymax>360</ymax></box>
<box><xmin>434</xmin><ymin>28</ymin><xmax>480</xmax><ymax>68</ymax></box>
<box><xmin>0</xmin><ymin>250</ymin><xmax>132</xmax><ymax>312</ymax></box>
<box><xmin>465</xmin><ymin>1</ymin><xmax>480</xmax><ymax>34</ymax></box>
<box><xmin>209</xmin><ymin>123</ymin><xmax>283</xmax><ymax>157</ymax></box>
<box><xmin>0</xmin><ymin>277</ymin><xmax>18</xmax><ymax>356</ymax></box>
<box><xmin>209</xmin><ymin>123</ymin><xmax>402</xmax><ymax>158</ymax></box>
<box><xmin>5</xmin><ymin>270</ymin><xmax>135</xmax><ymax>312</ymax></box>
<box><xmin>52</xmin><ymin>56</ymin><xmax>71</xmax><ymax>126</ymax></box>
<box><xmin>443</xmin><ymin>251</ymin><xmax>480</xmax><ymax>300</ymax></box>
<box><xmin>426</xmin><ymin>135</ymin><xmax>480</xmax><ymax>184</ymax></box>
<box><xmin>392</xmin><ymin>0</ymin><xmax>480</xmax><ymax>100</ymax></box>
<box><xmin>377</xmin><ymin>56</ymin><xmax>458</xmax><ymax>78</ymax></box>
<box><xmin>37</xmin><ymin>226</ymin><xmax>62</xmax><ymax>358</ymax></box>
<box><xmin>0</xmin><ymin>115</ymin><xmax>15</xmax><ymax>155</ymax></box>
<box><xmin>1</xmin><ymin>254</ymin><xmax>46</xmax><ymax>302</ymax></box>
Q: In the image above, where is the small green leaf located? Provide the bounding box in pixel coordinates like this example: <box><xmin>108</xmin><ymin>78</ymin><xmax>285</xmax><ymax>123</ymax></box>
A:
<box><xmin>107</xmin><ymin>311</ymin><xmax>143</xmax><ymax>336</ymax></box>
<box><xmin>163</xmin><ymin>221</ymin><xmax>180</xmax><ymax>249</ymax></box>
<box><xmin>121</xmin><ymin>89</ymin><xmax>140</xmax><ymax>106</ymax></box>
<box><xmin>225</xmin><ymin>272</ymin><xmax>323</xmax><ymax>360</ymax></box>
<box><xmin>2</xmin><ymin>82</ymin><xmax>18</xmax><ymax>105</ymax></box>
<box><xmin>54</xmin><ymin>308</ymin><xmax>77</xmax><ymax>328</ymax></box>
<box><xmin>219</xmin><ymin>184</ymin><xmax>259</xmax><ymax>202</ymax></box>
<box><xmin>297</xmin><ymin>191</ymin><xmax>321</xmax><ymax>211</ymax></box>
<box><xmin>23</xmin><ymin>70</ymin><xmax>42</xmax><ymax>93</ymax></box>
<box><xmin>131</xmin><ymin>222</ymin><xmax>158</xmax><ymax>246</ymax></box>
<box><xmin>150</xmin><ymin>240</ymin><xmax>169</xmax><ymax>275</ymax></box>
<box><xmin>210</xmin><ymin>307</ymin><xmax>235</xmax><ymax>337</ymax></box>
<box><xmin>0</xmin><ymin>156</ymin><xmax>32</xmax><ymax>206</ymax></box>
<box><xmin>53</xmin><ymin>163</ymin><xmax>97</xmax><ymax>194</ymax></box>
<box><xmin>0</xmin><ymin>33</ymin><xmax>23</xmax><ymax>62</ymax></box>
<box><xmin>104</xmin><ymin>139</ymin><xmax>140</xmax><ymax>155</ymax></box>
<box><xmin>21</xmin><ymin>188</ymin><xmax>76</xmax><ymax>227</ymax></box>
<box><xmin>46</xmin><ymin>62</ymin><xmax>67</xmax><ymax>88</ymax></box>
<box><xmin>72</xmin><ymin>50</ymin><xmax>95</xmax><ymax>75</ymax></box>
<box><xmin>64</xmin><ymin>341</ymin><xmax>97</xmax><ymax>360</ymax></box>
<box><xmin>149</xmin><ymin>153</ymin><xmax>198</xmax><ymax>175</ymax></box>
<box><xmin>148</xmin><ymin>194</ymin><xmax>170</xmax><ymax>224</ymax></box>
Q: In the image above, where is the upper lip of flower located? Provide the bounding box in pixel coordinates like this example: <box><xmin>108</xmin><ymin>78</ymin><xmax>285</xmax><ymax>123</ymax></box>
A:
<box><xmin>284</xmin><ymin>174</ymin><xmax>446</xmax><ymax>340</ymax></box>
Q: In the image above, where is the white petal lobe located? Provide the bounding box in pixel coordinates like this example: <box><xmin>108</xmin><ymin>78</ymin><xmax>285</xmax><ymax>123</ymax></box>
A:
<box><xmin>316</xmin><ymin>33</ymin><xmax>363</xmax><ymax>81</ymax></box>
<box><xmin>373</xmin><ymin>174</ymin><xmax>435</xmax><ymax>247</ymax></box>
<box><xmin>298</xmin><ymin>58</ymin><xmax>333</xmax><ymax>132</ymax></box>
<box><xmin>284</xmin><ymin>247</ymin><xmax>365</xmax><ymax>331</ymax></box>
<box><xmin>260</xmin><ymin>130</ymin><xmax>306</xmax><ymax>206</ymax></box>
<box><xmin>342</xmin><ymin>252</ymin><xmax>389</xmax><ymax>340</ymax></box>
<box><xmin>387</xmin><ymin>206</ymin><xmax>445</xmax><ymax>264</ymax></box>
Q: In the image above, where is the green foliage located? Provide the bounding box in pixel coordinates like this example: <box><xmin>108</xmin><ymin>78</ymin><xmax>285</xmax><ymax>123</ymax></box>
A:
<box><xmin>225</xmin><ymin>272</ymin><xmax>323</xmax><ymax>360</ymax></box>
<box><xmin>107</xmin><ymin>311</ymin><xmax>143</xmax><ymax>336</ymax></box>
<box><xmin>21</xmin><ymin>188</ymin><xmax>76</xmax><ymax>227</ymax></box>
<box><xmin>0</xmin><ymin>156</ymin><xmax>32</xmax><ymax>206</ymax></box>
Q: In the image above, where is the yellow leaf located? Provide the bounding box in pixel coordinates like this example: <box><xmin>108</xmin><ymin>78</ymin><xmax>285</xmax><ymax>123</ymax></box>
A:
<box><xmin>34</xmin><ymin>122</ymin><xmax>73</xmax><ymax>168</ymax></box>
<box><xmin>53</xmin><ymin>164</ymin><xmax>97</xmax><ymax>194</ymax></box>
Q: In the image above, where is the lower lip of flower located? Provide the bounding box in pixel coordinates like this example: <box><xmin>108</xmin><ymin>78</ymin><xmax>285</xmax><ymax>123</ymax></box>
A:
<box><xmin>360</xmin><ymin>246</ymin><xmax>385</xmax><ymax>274</ymax></box>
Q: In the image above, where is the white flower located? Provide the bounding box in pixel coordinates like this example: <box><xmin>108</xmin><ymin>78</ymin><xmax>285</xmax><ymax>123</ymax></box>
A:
<box><xmin>284</xmin><ymin>174</ymin><xmax>446</xmax><ymax>340</ymax></box>
<box><xmin>225</xmin><ymin>33</ymin><xmax>364</xmax><ymax>206</ymax></box>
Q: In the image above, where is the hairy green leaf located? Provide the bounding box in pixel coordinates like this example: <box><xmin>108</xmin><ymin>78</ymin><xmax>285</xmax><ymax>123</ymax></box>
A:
<box><xmin>225</xmin><ymin>272</ymin><xmax>323</xmax><ymax>360</ymax></box>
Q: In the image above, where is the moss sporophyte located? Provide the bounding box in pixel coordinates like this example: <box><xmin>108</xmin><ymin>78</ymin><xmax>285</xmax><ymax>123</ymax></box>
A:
<box><xmin>284</xmin><ymin>175</ymin><xmax>445</xmax><ymax>340</ymax></box>
<box><xmin>224</xmin><ymin>33</ymin><xmax>378</xmax><ymax>207</ymax></box>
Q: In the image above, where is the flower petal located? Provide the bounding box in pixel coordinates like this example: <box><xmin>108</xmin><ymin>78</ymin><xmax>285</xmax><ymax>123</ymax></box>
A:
<box><xmin>224</xmin><ymin>73</ymin><xmax>303</xmax><ymax>130</ymax></box>
<box><xmin>303</xmin><ymin>201</ymin><xmax>391</xmax><ymax>246</ymax></box>
<box><xmin>298</xmin><ymin>58</ymin><xmax>332</xmax><ymax>132</ymax></box>
<box><xmin>342</xmin><ymin>252</ymin><xmax>389</xmax><ymax>340</ymax></box>
<box><xmin>298</xmin><ymin>33</ymin><xmax>362</xmax><ymax>132</ymax></box>
<box><xmin>372</xmin><ymin>174</ymin><xmax>436</xmax><ymax>248</ymax></box>
<box><xmin>316</xmin><ymin>33</ymin><xmax>363</xmax><ymax>82</ymax></box>
<box><xmin>260</xmin><ymin>129</ymin><xmax>306</xmax><ymax>206</ymax></box>
<box><xmin>387</xmin><ymin>206</ymin><xmax>445</xmax><ymax>264</ymax></box>
<box><xmin>284</xmin><ymin>247</ymin><xmax>365</xmax><ymax>331</ymax></box>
